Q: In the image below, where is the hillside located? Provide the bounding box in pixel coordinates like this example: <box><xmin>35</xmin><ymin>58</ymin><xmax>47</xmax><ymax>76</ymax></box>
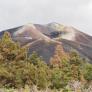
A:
<box><xmin>0</xmin><ymin>22</ymin><xmax>92</xmax><ymax>63</ymax></box>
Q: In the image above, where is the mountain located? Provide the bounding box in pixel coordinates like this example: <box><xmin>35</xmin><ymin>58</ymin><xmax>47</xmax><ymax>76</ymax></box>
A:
<box><xmin>0</xmin><ymin>22</ymin><xmax>92</xmax><ymax>63</ymax></box>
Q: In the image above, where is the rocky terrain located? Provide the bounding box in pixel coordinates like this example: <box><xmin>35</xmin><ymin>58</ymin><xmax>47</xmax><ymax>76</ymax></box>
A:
<box><xmin>0</xmin><ymin>22</ymin><xmax>92</xmax><ymax>63</ymax></box>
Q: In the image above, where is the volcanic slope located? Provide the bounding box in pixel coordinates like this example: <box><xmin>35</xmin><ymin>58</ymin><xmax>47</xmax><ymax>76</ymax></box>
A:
<box><xmin>0</xmin><ymin>22</ymin><xmax>92</xmax><ymax>62</ymax></box>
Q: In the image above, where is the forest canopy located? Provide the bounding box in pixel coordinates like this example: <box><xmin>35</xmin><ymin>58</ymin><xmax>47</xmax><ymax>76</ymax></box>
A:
<box><xmin>0</xmin><ymin>32</ymin><xmax>92</xmax><ymax>91</ymax></box>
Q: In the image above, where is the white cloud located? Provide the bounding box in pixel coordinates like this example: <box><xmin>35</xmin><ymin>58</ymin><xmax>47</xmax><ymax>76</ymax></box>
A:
<box><xmin>0</xmin><ymin>0</ymin><xmax>92</xmax><ymax>35</ymax></box>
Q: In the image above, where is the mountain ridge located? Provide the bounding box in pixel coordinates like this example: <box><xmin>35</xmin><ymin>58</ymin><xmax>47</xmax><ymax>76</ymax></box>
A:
<box><xmin>0</xmin><ymin>22</ymin><xmax>92</xmax><ymax>63</ymax></box>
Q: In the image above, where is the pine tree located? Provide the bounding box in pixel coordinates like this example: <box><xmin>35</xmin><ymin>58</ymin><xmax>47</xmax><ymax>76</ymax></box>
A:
<box><xmin>69</xmin><ymin>51</ymin><xmax>84</xmax><ymax>80</ymax></box>
<box><xmin>0</xmin><ymin>32</ymin><xmax>29</xmax><ymax>88</ymax></box>
<box><xmin>29</xmin><ymin>52</ymin><xmax>49</xmax><ymax>89</ymax></box>
<box><xmin>83</xmin><ymin>63</ymin><xmax>92</xmax><ymax>82</ymax></box>
<box><xmin>50</xmin><ymin>44</ymin><xmax>68</xmax><ymax>68</ymax></box>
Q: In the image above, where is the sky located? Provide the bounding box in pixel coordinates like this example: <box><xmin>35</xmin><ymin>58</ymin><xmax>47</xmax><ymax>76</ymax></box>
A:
<box><xmin>0</xmin><ymin>0</ymin><xmax>92</xmax><ymax>35</ymax></box>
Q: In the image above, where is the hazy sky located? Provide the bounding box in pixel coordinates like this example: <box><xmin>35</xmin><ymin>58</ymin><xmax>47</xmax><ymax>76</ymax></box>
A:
<box><xmin>0</xmin><ymin>0</ymin><xmax>92</xmax><ymax>35</ymax></box>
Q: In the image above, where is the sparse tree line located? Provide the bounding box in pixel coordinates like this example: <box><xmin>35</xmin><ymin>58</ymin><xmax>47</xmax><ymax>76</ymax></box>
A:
<box><xmin>0</xmin><ymin>32</ymin><xmax>92</xmax><ymax>92</ymax></box>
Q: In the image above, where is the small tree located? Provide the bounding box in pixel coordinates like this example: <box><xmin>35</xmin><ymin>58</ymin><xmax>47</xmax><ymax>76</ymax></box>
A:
<box><xmin>69</xmin><ymin>51</ymin><xmax>84</xmax><ymax>80</ymax></box>
<box><xmin>83</xmin><ymin>63</ymin><xmax>92</xmax><ymax>82</ymax></box>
